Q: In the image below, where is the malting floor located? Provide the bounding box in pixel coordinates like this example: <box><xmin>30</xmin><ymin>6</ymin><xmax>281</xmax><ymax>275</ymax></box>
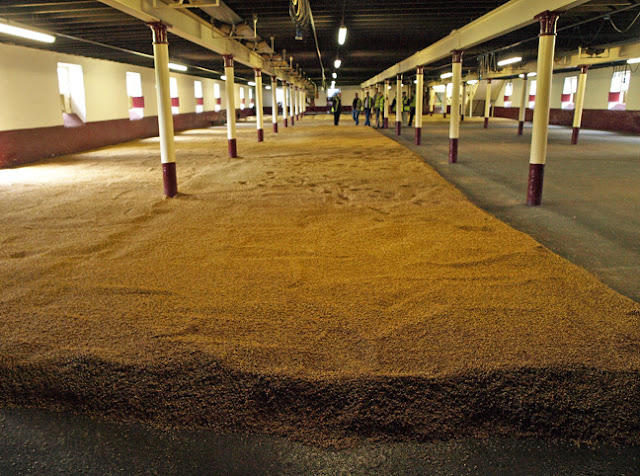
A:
<box><xmin>0</xmin><ymin>115</ymin><xmax>638</xmax><ymax>447</ymax></box>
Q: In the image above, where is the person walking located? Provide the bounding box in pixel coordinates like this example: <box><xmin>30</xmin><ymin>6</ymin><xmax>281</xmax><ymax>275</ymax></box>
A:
<box><xmin>332</xmin><ymin>93</ymin><xmax>342</xmax><ymax>125</ymax></box>
<box><xmin>363</xmin><ymin>91</ymin><xmax>373</xmax><ymax>126</ymax></box>
<box><xmin>402</xmin><ymin>91</ymin><xmax>411</xmax><ymax>126</ymax></box>
<box><xmin>352</xmin><ymin>93</ymin><xmax>362</xmax><ymax>125</ymax></box>
<box><xmin>375</xmin><ymin>89</ymin><xmax>385</xmax><ymax>128</ymax></box>
<box><xmin>409</xmin><ymin>90</ymin><xmax>416</xmax><ymax>127</ymax></box>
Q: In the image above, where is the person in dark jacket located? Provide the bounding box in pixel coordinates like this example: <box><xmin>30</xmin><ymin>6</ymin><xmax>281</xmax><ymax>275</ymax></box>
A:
<box><xmin>332</xmin><ymin>93</ymin><xmax>342</xmax><ymax>125</ymax></box>
<box><xmin>352</xmin><ymin>93</ymin><xmax>362</xmax><ymax>125</ymax></box>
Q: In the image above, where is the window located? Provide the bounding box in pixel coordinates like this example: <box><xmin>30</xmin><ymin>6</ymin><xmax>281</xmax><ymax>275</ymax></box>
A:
<box><xmin>170</xmin><ymin>77</ymin><xmax>179</xmax><ymax>115</ymax></box>
<box><xmin>561</xmin><ymin>76</ymin><xmax>578</xmax><ymax>110</ymax></box>
<box><xmin>194</xmin><ymin>80</ymin><xmax>203</xmax><ymax>113</ymax></box>
<box><xmin>276</xmin><ymin>87</ymin><xmax>285</xmax><ymax>112</ymax></box>
<box><xmin>239</xmin><ymin>87</ymin><xmax>245</xmax><ymax>110</ymax></box>
<box><xmin>608</xmin><ymin>70</ymin><xmax>630</xmax><ymax>111</ymax></box>
<box><xmin>528</xmin><ymin>80</ymin><xmax>537</xmax><ymax>109</ymax></box>
<box><xmin>126</xmin><ymin>72</ymin><xmax>144</xmax><ymax>120</ymax></box>
<box><xmin>214</xmin><ymin>83</ymin><xmax>221</xmax><ymax>112</ymax></box>
<box><xmin>57</xmin><ymin>62</ymin><xmax>86</xmax><ymax>127</ymax></box>
<box><xmin>504</xmin><ymin>81</ymin><xmax>513</xmax><ymax>108</ymax></box>
<box><xmin>446</xmin><ymin>83</ymin><xmax>453</xmax><ymax>99</ymax></box>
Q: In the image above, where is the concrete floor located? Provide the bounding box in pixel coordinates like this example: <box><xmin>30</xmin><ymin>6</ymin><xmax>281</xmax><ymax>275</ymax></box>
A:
<box><xmin>380</xmin><ymin>116</ymin><xmax>640</xmax><ymax>303</ymax></box>
<box><xmin>2</xmin><ymin>407</ymin><xmax>639</xmax><ymax>475</ymax></box>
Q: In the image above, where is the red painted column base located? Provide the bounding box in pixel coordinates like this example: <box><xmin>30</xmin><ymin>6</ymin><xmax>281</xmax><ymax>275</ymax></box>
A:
<box><xmin>383</xmin><ymin>118</ymin><xmax>389</xmax><ymax>129</ymax></box>
<box><xmin>273</xmin><ymin>123</ymin><xmax>278</xmax><ymax>133</ymax></box>
<box><xmin>395</xmin><ymin>121</ymin><xmax>402</xmax><ymax>136</ymax></box>
<box><xmin>461</xmin><ymin>115</ymin><xmax>465</xmax><ymax>122</ymax></box>
<box><xmin>291</xmin><ymin>116</ymin><xmax>295</xmax><ymax>126</ymax></box>
<box><xmin>162</xmin><ymin>162</ymin><xmax>178</xmax><ymax>198</ymax></box>
<box><xmin>284</xmin><ymin>118</ymin><xmax>288</xmax><ymax>127</ymax></box>
<box><xmin>517</xmin><ymin>121</ymin><xmax>524</xmax><ymax>136</ymax></box>
<box><xmin>443</xmin><ymin>114</ymin><xmax>447</xmax><ymax>119</ymax></box>
<box><xmin>484</xmin><ymin>117</ymin><xmax>489</xmax><ymax>129</ymax></box>
<box><xmin>449</xmin><ymin>138</ymin><xmax>458</xmax><ymax>164</ymax></box>
<box><xmin>415</xmin><ymin>127</ymin><xmax>422</xmax><ymax>145</ymax></box>
<box><xmin>571</xmin><ymin>127</ymin><xmax>580</xmax><ymax>145</ymax></box>
<box><xmin>257</xmin><ymin>129</ymin><xmax>264</xmax><ymax>142</ymax></box>
<box><xmin>526</xmin><ymin>163</ymin><xmax>545</xmax><ymax>206</ymax></box>
<box><xmin>228</xmin><ymin>138</ymin><xmax>237</xmax><ymax>158</ymax></box>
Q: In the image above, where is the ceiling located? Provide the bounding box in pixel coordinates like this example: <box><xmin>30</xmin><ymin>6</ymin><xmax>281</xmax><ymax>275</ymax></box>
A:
<box><xmin>1</xmin><ymin>0</ymin><xmax>640</xmax><ymax>86</ymax></box>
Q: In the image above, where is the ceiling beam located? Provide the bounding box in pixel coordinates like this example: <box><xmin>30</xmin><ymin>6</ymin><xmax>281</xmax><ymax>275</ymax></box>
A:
<box><xmin>98</xmin><ymin>0</ymin><xmax>305</xmax><ymax>85</ymax></box>
<box><xmin>360</xmin><ymin>0</ymin><xmax>590</xmax><ymax>88</ymax></box>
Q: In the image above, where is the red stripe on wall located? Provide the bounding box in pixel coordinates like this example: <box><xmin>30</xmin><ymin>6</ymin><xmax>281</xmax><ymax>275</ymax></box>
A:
<box><xmin>0</xmin><ymin>108</ymin><xmax>255</xmax><ymax>169</ymax></box>
<box><xmin>561</xmin><ymin>94</ymin><xmax>571</xmax><ymax>102</ymax></box>
<box><xmin>493</xmin><ymin>106</ymin><xmax>640</xmax><ymax>134</ymax></box>
<box><xmin>196</xmin><ymin>97</ymin><xmax>204</xmax><ymax>106</ymax></box>
<box><xmin>171</xmin><ymin>97</ymin><xmax>180</xmax><ymax>107</ymax></box>
<box><xmin>131</xmin><ymin>96</ymin><xmax>145</xmax><ymax>108</ymax></box>
<box><xmin>608</xmin><ymin>92</ymin><xmax>621</xmax><ymax>102</ymax></box>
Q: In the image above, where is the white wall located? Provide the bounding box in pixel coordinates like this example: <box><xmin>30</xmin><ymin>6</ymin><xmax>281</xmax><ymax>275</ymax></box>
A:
<box><xmin>0</xmin><ymin>43</ymin><xmax>236</xmax><ymax>132</ymax></box>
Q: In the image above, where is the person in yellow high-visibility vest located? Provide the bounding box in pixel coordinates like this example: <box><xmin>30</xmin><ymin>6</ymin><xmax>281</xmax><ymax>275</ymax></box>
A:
<box><xmin>375</xmin><ymin>91</ymin><xmax>385</xmax><ymax>128</ymax></box>
<box><xmin>402</xmin><ymin>91</ymin><xmax>411</xmax><ymax>126</ymax></box>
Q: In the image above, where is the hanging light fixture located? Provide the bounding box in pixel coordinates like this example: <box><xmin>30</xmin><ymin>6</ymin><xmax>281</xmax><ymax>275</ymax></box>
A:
<box><xmin>338</xmin><ymin>24</ymin><xmax>347</xmax><ymax>45</ymax></box>
<box><xmin>334</xmin><ymin>58</ymin><xmax>341</xmax><ymax>69</ymax></box>
<box><xmin>332</xmin><ymin>72</ymin><xmax>337</xmax><ymax>79</ymax></box>
<box><xmin>168</xmin><ymin>63</ymin><xmax>188</xmax><ymax>72</ymax></box>
<box><xmin>497</xmin><ymin>56</ymin><xmax>522</xmax><ymax>67</ymax></box>
<box><xmin>0</xmin><ymin>19</ymin><xmax>55</xmax><ymax>43</ymax></box>
<box><xmin>440</xmin><ymin>72</ymin><xmax>453</xmax><ymax>79</ymax></box>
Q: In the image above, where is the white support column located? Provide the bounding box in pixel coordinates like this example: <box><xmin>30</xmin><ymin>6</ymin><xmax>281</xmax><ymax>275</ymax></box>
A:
<box><xmin>289</xmin><ymin>83</ymin><xmax>295</xmax><ymax>125</ymax></box>
<box><xmin>415</xmin><ymin>66</ymin><xmax>424</xmax><ymax>145</ymax></box>
<box><xmin>429</xmin><ymin>88</ymin><xmax>436</xmax><ymax>116</ymax></box>
<box><xmin>468</xmin><ymin>84</ymin><xmax>476</xmax><ymax>118</ymax></box>
<box><xmin>223</xmin><ymin>55</ymin><xmax>237</xmax><ymax>158</ymax></box>
<box><xmin>518</xmin><ymin>76</ymin><xmax>529</xmax><ymax>135</ymax></box>
<box><xmin>449</xmin><ymin>50</ymin><xmax>463</xmax><ymax>164</ymax></box>
<box><xmin>527</xmin><ymin>11</ymin><xmax>561</xmax><ymax>206</ymax></box>
<box><xmin>148</xmin><ymin>22</ymin><xmax>177</xmax><ymax>197</ymax></box>
<box><xmin>571</xmin><ymin>65</ymin><xmax>589</xmax><ymax>144</ymax></box>
<box><xmin>302</xmin><ymin>90</ymin><xmax>306</xmax><ymax>116</ymax></box>
<box><xmin>254</xmin><ymin>68</ymin><xmax>264</xmax><ymax>142</ymax></box>
<box><xmin>395</xmin><ymin>74</ymin><xmax>402</xmax><ymax>135</ymax></box>
<box><xmin>283</xmin><ymin>81</ymin><xmax>289</xmax><ymax>127</ymax></box>
<box><xmin>461</xmin><ymin>82</ymin><xmax>467</xmax><ymax>121</ymax></box>
<box><xmin>382</xmin><ymin>80</ymin><xmax>389</xmax><ymax>128</ymax></box>
<box><xmin>484</xmin><ymin>79</ymin><xmax>492</xmax><ymax>128</ymax></box>
<box><xmin>294</xmin><ymin>86</ymin><xmax>299</xmax><ymax>120</ymax></box>
<box><xmin>271</xmin><ymin>76</ymin><xmax>278</xmax><ymax>132</ymax></box>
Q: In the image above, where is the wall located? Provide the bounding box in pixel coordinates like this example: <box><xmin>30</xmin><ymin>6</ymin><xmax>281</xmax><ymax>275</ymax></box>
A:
<box><xmin>0</xmin><ymin>43</ymin><xmax>276</xmax><ymax>168</ymax></box>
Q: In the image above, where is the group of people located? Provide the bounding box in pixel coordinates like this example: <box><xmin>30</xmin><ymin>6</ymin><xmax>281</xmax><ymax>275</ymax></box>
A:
<box><xmin>390</xmin><ymin>91</ymin><xmax>416</xmax><ymax>127</ymax></box>
<box><xmin>329</xmin><ymin>88</ymin><xmax>416</xmax><ymax>127</ymax></box>
<box><xmin>350</xmin><ymin>90</ymin><xmax>385</xmax><ymax>128</ymax></box>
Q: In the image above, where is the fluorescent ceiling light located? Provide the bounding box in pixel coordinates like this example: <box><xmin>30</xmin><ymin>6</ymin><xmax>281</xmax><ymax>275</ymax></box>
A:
<box><xmin>518</xmin><ymin>74</ymin><xmax>525</xmax><ymax>78</ymax></box>
<box><xmin>627</xmin><ymin>57</ymin><xmax>640</xmax><ymax>64</ymax></box>
<box><xmin>440</xmin><ymin>72</ymin><xmax>453</xmax><ymax>79</ymax></box>
<box><xmin>497</xmin><ymin>56</ymin><xmax>522</xmax><ymax>67</ymax></box>
<box><xmin>220</xmin><ymin>75</ymin><xmax>227</xmax><ymax>80</ymax></box>
<box><xmin>265</xmin><ymin>85</ymin><xmax>272</xmax><ymax>90</ymax></box>
<box><xmin>334</xmin><ymin>59</ymin><xmax>341</xmax><ymax>69</ymax></box>
<box><xmin>332</xmin><ymin>72</ymin><xmax>337</xmax><ymax>79</ymax></box>
<box><xmin>387</xmin><ymin>85</ymin><xmax>392</xmax><ymax>90</ymax></box>
<box><xmin>0</xmin><ymin>20</ymin><xmax>55</xmax><ymax>43</ymax></box>
<box><xmin>168</xmin><ymin>63</ymin><xmax>188</xmax><ymax>72</ymax></box>
<box><xmin>467</xmin><ymin>80</ymin><xmax>478</xmax><ymax>85</ymax></box>
<box><xmin>527</xmin><ymin>72</ymin><xmax>537</xmax><ymax>77</ymax></box>
<box><xmin>338</xmin><ymin>25</ymin><xmax>347</xmax><ymax>45</ymax></box>
<box><xmin>414</xmin><ymin>80</ymin><xmax>418</xmax><ymax>84</ymax></box>
<box><xmin>248</xmin><ymin>81</ymin><xmax>256</xmax><ymax>86</ymax></box>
